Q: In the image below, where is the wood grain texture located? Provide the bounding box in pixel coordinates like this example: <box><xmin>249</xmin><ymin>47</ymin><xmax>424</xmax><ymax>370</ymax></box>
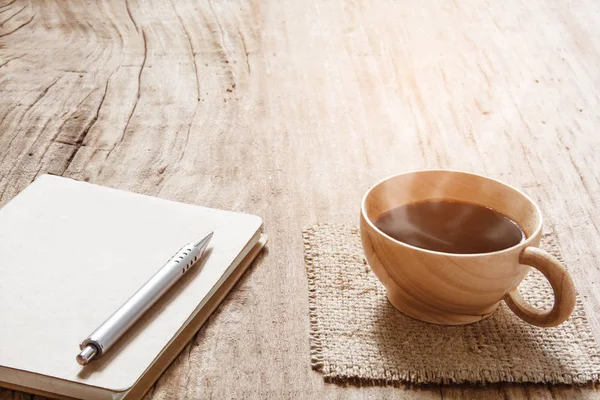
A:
<box><xmin>1</xmin><ymin>0</ymin><xmax>599</xmax><ymax>399</ymax></box>
<box><xmin>360</xmin><ymin>170</ymin><xmax>576</xmax><ymax>327</ymax></box>
<box><xmin>506</xmin><ymin>247</ymin><xmax>576</xmax><ymax>327</ymax></box>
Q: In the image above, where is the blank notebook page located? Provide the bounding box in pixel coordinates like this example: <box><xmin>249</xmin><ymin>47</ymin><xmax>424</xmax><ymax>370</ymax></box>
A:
<box><xmin>0</xmin><ymin>175</ymin><xmax>262</xmax><ymax>392</ymax></box>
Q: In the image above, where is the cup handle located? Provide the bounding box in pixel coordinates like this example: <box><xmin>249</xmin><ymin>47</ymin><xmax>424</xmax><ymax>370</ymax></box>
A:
<box><xmin>503</xmin><ymin>247</ymin><xmax>576</xmax><ymax>327</ymax></box>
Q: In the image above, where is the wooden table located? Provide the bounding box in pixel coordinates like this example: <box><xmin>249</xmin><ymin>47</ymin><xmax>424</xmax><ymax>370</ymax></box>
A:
<box><xmin>1</xmin><ymin>0</ymin><xmax>599</xmax><ymax>398</ymax></box>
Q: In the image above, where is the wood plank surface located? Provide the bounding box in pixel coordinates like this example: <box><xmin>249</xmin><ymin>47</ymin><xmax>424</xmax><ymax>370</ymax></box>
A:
<box><xmin>1</xmin><ymin>0</ymin><xmax>599</xmax><ymax>399</ymax></box>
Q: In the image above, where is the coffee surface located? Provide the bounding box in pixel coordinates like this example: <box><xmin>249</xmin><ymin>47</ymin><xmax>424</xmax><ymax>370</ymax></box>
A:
<box><xmin>374</xmin><ymin>200</ymin><xmax>525</xmax><ymax>254</ymax></box>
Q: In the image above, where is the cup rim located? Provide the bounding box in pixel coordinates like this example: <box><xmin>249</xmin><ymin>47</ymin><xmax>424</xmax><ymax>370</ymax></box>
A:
<box><xmin>361</xmin><ymin>169</ymin><xmax>543</xmax><ymax>257</ymax></box>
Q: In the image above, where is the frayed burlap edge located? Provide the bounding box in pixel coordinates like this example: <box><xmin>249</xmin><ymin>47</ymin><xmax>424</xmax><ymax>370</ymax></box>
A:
<box><xmin>303</xmin><ymin>225</ymin><xmax>325</xmax><ymax>372</ymax></box>
<box><xmin>303</xmin><ymin>223</ymin><xmax>600</xmax><ymax>386</ymax></box>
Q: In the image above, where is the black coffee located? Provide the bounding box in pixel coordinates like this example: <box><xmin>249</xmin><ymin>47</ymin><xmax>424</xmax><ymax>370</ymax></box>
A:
<box><xmin>374</xmin><ymin>200</ymin><xmax>525</xmax><ymax>254</ymax></box>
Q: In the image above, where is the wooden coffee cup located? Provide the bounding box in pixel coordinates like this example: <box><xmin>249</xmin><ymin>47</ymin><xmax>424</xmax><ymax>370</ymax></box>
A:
<box><xmin>360</xmin><ymin>170</ymin><xmax>576</xmax><ymax>327</ymax></box>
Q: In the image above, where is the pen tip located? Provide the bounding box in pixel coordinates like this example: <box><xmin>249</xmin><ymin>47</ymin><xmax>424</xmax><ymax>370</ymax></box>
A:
<box><xmin>193</xmin><ymin>231</ymin><xmax>213</xmax><ymax>251</ymax></box>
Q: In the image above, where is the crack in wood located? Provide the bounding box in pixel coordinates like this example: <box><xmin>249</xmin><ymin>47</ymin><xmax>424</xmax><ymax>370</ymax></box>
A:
<box><xmin>165</xmin><ymin>0</ymin><xmax>202</xmax><ymax>168</ymax></box>
<box><xmin>566</xmin><ymin>149</ymin><xmax>596</xmax><ymax>206</ymax></box>
<box><xmin>32</xmin><ymin>156</ymin><xmax>47</xmax><ymax>182</ymax></box>
<box><xmin>32</xmin><ymin>110</ymin><xmax>83</xmax><ymax>171</ymax></box>
<box><xmin>52</xmin><ymin>87</ymin><xmax>99</xmax><ymax>145</ymax></box>
<box><xmin>0</xmin><ymin>115</ymin><xmax>51</xmax><ymax>201</ymax></box>
<box><xmin>170</xmin><ymin>0</ymin><xmax>200</xmax><ymax>101</ymax></box>
<box><xmin>238</xmin><ymin>28</ymin><xmax>251</xmax><ymax>74</ymax></box>
<box><xmin>125</xmin><ymin>0</ymin><xmax>138</xmax><ymax>33</ymax></box>
<box><xmin>0</xmin><ymin>103</ymin><xmax>16</xmax><ymax>128</ymax></box>
<box><xmin>0</xmin><ymin>4</ymin><xmax>25</xmax><ymax>27</ymax></box>
<box><xmin>57</xmin><ymin>69</ymin><xmax>87</xmax><ymax>74</ymax></box>
<box><xmin>0</xmin><ymin>176</ymin><xmax>16</xmax><ymax>203</ymax></box>
<box><xmin>62</xmin><ymin>68</ymin><xmax>118</xmax><ymax>175</ymax></box>
<box><xmin>0</xmin><ymin>12</ymin><xmax>33</xmax><ymax>38</ymax></box>
<box><xmin>23</xmin><ymin>78</ymin><xmax>60</xmax><ymax>119</ymax></box>
<box><xmin>0</xmin><ymin>78</ymin><xmax>59</xmax><ymax>166</ymax></box>
<box><xmin>106</xmin><ymin>30</ymin><xmax>147</xmax><ymax>160</ymax></box>
<box><xmin>175</xmin><ymin>104</ymin><xmax>198</xmax><ymax>166</ymax></box>
<box><xmin>0</xmin><ymin>0</ymin><xmax>18</xmax><ymax>11</ymax></box>
<box><xmin>198</xmin><ymin>0</ymin><xmax>235</xmax><ymax>90</ymax></box>
<box><xmin>53</xmin><ymin>139</ymin><xmax>76</xmax><ymax>146</ymax></box>
<box><xmin>207</xmin><ymin>0</ymin><xmax>227</xmax><ymax>57</ymax></box>
<box><xmin>107</xmin><ymin>14</ymin><xmax>124</xmax><ymax>47</ymax></box>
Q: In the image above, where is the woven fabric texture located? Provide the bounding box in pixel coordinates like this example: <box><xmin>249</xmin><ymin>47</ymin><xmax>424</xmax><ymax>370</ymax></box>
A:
<box><xmin>303</xmin><ymin>224</ymin><xmax>600</xmax><ymax>385</ymax></box>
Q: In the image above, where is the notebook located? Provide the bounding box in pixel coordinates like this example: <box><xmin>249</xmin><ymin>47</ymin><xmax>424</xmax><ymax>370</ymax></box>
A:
<box><xmin>0</xmin><ymin>175</ymin><xmax>267</xmax><ymax>400</ymax></box>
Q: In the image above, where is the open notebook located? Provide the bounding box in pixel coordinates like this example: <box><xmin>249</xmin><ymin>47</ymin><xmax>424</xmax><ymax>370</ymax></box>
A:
<box><xmin>0</xmin><ymin>175</ymin><xmax>266</xmax><ymax>400</ymax></box>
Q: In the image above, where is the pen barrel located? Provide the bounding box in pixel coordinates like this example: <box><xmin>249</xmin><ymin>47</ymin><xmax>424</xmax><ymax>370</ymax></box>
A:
<box><xmin>81</xmin><ymin>243</ymin><xmax>201</xmax><ymax>356</ymax></box>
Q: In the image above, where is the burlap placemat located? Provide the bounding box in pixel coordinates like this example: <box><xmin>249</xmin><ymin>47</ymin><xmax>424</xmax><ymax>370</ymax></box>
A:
<box><xmin>302</xmin><ymin>224</ymin><xmax>600</xmax><ymax>385</ymax></box>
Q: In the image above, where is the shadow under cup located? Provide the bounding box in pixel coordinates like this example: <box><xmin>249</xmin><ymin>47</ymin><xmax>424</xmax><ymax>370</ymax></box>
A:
<box><xmin>360</xmin><ymin>170</ymin><xmax>574</xmax><ymax>327</ymax></box>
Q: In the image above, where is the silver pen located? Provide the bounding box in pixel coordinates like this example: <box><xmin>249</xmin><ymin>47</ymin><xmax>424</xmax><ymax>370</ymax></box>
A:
<box><xmin>76</xmin><ymin>232</ymin><xmax>213</xmax><ymax>365</ymax></box>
